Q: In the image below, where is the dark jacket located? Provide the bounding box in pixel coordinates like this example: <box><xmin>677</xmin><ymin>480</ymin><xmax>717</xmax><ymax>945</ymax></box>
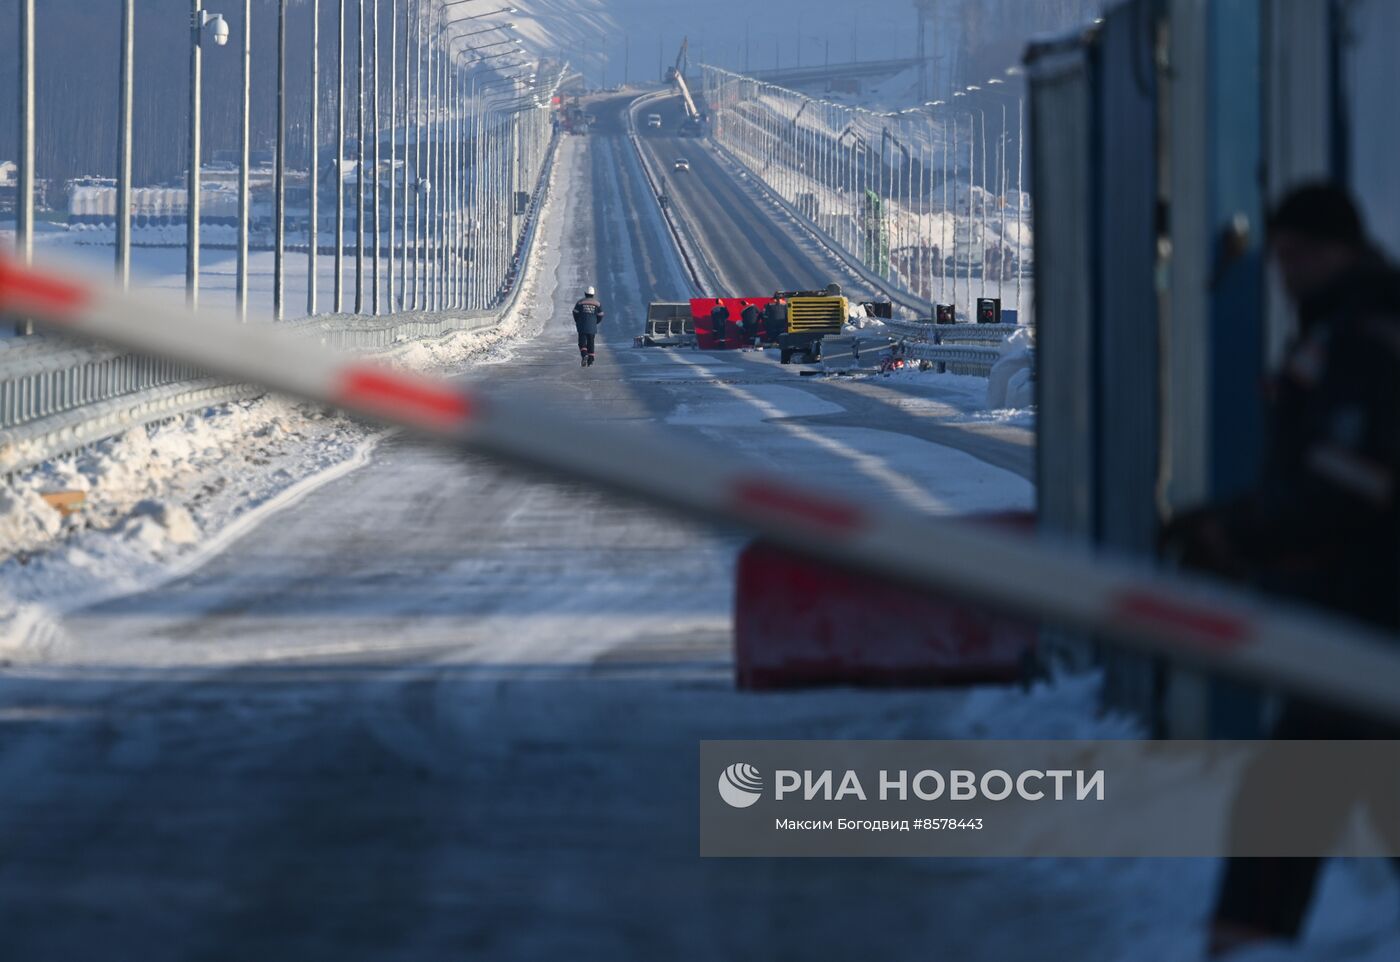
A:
<box><xmin>740</xmin><ymin>304</ymin><xmax>760</xmax><ymax>336</ymax></box>
<box><xmin>709</xmin><ymin>303</ymin><xmax>729</xmax><ymax>338</ymax></box>
<box><xmin>763</xmin><ymin>300</ymin><xmax>787</xmax><ymax>340</ymax></box>
<box><xmin>572</xmin><ymin>297</ymin><xmax>605</xmax><ymax>335</ymax></box>
<box><xmin>1168</xmin><ymin>251</ymin><xmax>1400</xmax><ymax>630</ymax></box>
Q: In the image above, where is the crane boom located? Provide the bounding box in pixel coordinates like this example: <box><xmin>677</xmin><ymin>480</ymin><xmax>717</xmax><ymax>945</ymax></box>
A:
<box><xmin>670</xmin><ymin>37</ymin><xmax>700</xmax><ymax>122</ymax></box>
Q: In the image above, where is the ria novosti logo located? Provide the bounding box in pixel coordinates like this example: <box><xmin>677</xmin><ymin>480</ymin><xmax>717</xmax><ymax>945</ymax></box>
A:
<box><xmin>717</xmin><ymin>763</ymin><xmax>764</xmax><ymax>808</ymax></box>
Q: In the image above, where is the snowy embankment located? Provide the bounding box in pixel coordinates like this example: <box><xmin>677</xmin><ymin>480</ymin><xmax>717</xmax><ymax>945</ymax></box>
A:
<box><xmin>0</xmin><ymin>138</ymin><xmax>576</xmax><ymax>659</ymax></box>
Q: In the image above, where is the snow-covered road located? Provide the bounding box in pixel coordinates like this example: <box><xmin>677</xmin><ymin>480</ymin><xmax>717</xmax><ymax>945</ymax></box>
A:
<box><xmin>1</xmin><ymin>96</ymin><xmax>1394</xmax><ymax>962</ymax></box>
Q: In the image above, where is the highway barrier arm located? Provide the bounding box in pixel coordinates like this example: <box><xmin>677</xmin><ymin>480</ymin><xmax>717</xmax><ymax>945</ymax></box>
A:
<box><xmin>2</xmin><ymin>253</ymin><xmax>1399</xmax><ymax>723</ymax></box>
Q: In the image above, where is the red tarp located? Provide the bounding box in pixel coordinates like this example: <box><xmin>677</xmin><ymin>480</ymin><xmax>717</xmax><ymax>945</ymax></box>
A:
<box><xmin>690</xmin><ymin>297</ymin><xmax>773</xmax><ymax>350</ymax></box>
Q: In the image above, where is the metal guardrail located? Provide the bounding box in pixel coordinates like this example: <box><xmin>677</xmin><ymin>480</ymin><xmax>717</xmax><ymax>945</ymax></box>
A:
<box><xmin>820</xmin><ymin>337</ymin><xmax>1005</xmax><ymax>377</ymax></box>
<box><xmin>935</xmin><ymin>322</ymin><xmax>1024</xmax><ymax>344</ymax></box>
<box><xmin>822</xmin><ymin>322</ymin><xmax>1026</xmax><ymax>376</ymax></box>
<box><xmin>904</xmin><ymin>341</ymin><xmax>1007</xmax><ymax>376</ymax></box>
<box><xmin>880</xmin><ymin>319</ymin><xmax>1023</xmax><ymax>342</ymax></box>
<box><xmin>0</xmin><ymin>309</ymin><xmax>501</xmax><ymax>477</ymax></box>
<box><xmin>0</xmin><ymin>129</ymin><xmax>560</xmax><ymax>478</ymax></box>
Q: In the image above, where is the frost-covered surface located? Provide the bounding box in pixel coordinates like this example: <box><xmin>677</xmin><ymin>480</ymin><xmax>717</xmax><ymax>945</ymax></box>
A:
<box><xmin>0</xmin><ymin>136</ymin><xmax>574</xmax><ymax>659</ymax></box>
<box><xmin>0</xmin><ymin>400</ymin><xmax>375</xmax><ymax>658</ymax></box>
<box><xmin>868</xmin><ymin>365</ymin><xmax>1035</xmax><ymax>427</ymax></box>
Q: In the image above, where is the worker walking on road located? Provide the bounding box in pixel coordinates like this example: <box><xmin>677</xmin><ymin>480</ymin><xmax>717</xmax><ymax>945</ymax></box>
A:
<box><xmin>1158</xmin><ymin>184</ymin><xmax>1400</xmax><ymax>958</ymax></box>
<box><xmin>572</xmin><ymin>286</ymin><xmax>605</xmax><ymax>367</ymax></box>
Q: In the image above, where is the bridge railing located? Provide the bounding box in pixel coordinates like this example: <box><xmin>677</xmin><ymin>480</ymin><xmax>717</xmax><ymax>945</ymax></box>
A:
<box><xmin>1</xmin><ymin>126</ymin><xmax>561</xmax><ymax>478</ymax></box>
<box><xmin>697</xmin><ymin>64</ymin><xmax>1033</xmax><ymax>325</ymax></box>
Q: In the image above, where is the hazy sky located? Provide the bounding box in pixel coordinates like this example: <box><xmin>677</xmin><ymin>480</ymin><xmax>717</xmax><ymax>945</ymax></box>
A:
<box><xmin>512</xmin><ymin>0</ymin><xmax>918</xmax><ymax>86</ymax></box>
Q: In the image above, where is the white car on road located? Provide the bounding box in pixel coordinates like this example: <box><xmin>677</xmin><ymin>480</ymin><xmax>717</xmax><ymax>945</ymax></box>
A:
<box><xmin>673</xmin><ymin>158</ymin><xmax>691</xmax><ymax>172</ymax></box>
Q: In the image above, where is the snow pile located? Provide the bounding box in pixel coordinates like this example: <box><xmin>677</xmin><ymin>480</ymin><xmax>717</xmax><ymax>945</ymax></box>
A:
<box><xmin>0</xmin><ymin>137</ymin><xmax>579</xmax><ymax>660</ymax></box>
<box><xmin>0</xmin><ymin>398</ymin><xmax>372</xmax><ymax>656</ymax></box>
<box><xmin>987</xmin><ymin>324</ymin><xmax>1034</xmax><ymax>410</ymax></box>
<box><xmin>844</xmin><ymin>310</ymin><xmax>888</xmax><ymax>332</ymax></box>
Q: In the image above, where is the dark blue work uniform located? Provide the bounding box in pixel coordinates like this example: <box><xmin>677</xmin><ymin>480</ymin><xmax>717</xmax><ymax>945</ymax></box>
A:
<box><xmin>572</xmin><ymin>296</ymin><xmax>604</xmax><ymax>364</ymax></box>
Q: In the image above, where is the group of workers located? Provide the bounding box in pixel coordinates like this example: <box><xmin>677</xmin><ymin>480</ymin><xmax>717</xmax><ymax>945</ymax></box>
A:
<box><xmin>708</xmin><ymin>298</ymin><xmax>787</xmax><ymax>349</ymax></box>
<box><xmin>572</xmin><ymin>289</ymin><xmax>791</xmax><ymax>365</ymax></box>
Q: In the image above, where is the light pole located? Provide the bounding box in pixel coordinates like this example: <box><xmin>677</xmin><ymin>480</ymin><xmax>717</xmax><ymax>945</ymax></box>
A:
<box><xmin>965</xmin><ymin>111</ymin><xmax>974</xmax><ymax>316</ymax></box>
<box><xmin>236</xmin><ymin>0</ymin><xmax>252</xmax><ymax>319</ymax></box>
<box><xmin>187</xmin><ymin>3</ymin><xmax>229</xmax><ymax>309</ymax></box>
<box><xmin>952</xmin><ymin>91</ymin><xmax>967</xmax><ymax>317</ymax></box>
<box><xmin>372</xmin><ymin>0</ymin><xmax>381</xmax><ymax>315</ymax></box>
<box><xmin>356</xmin><ymin>0</ymin><xmax>366</xmax><ymax>313</ymax></box>
<box><xmin>1015</xmin><ymin>79</ymin><xmax>1024</xmax><ymax>314</ymax></box>
<box><xmin>412</xmin><ymin>1</ymin><xmax>425</xmax><ymax>310</ymax></box>
<box><xmin>398</xmin><ymin>0</ymin><xmax>413</xmax><ymax>310</ymax></box>
<box><xmin>983</xmin><ymin>75</ymin><xmax>1021</xmax><ymax>311</ymax></box>
<box><xmin>473</xmin><ymin>68</ymin><xmax>533</xmax><ymax>308</ymax></box>
<box><xmin>409</xmin><ymin>0</ymin><xmax>422</xmax><ymax>310</ymax></box>
<box><xmin>274</xmin><ymin>0</ymin><xmax>287</xmax><ymax>320</ymax></box>
<box><xmin>926</xmin><ymin>101</ymin><xmax>947</xmax><ymax>304</ymax></box>
<box><xmin>444</xmin><ymin>3</ymin><xmax>518</xmax><ymax>25</ymax></box>
<box><xmin>423</xmin><ymin>5</ymin><xmax>436</xmax><ymax>310</ymax></box>
<box><xmin>15</xmin><ymin>0</ymin><xmax>34</xmax><ymax>335</ymax></box>
<box><xmin>440</xmin><ymin>3</ymin><xmax>515</xmax><ymax>302</ymax></box>
<box><xmin>308</xmin><ymin>0</ymin><xmax>321</xmax><ymax>316</ymax></box>
<box><xmin>116</xmin><ymin>0</ymin><xmax>135</xmax><ymax>291</ymax></box>
<box><xmin>449</xmin><ymin>20</ymin><xmax>514</xmax><ymax>41</ymax></box>
<box><xmin>998</xmin><ymin>99</ymin><xmax>1007</xmax><ymax>303</ymax></box>
<box><xmin>441</xmin><ymin>25</ymin><xmax>517</xmax><ymax>311</ymax></box>
<box><xmin>336</xmin><ymin>0</ymin><xmax>347</xmax><ymax>312</ymax></box>
<box><xmin>388</xmin><ymin>0</ymin><xmax>397</xmax><ymax>313</ymax></box>
<box><xmin>422</xmin><ymin>2</ymin><xmax>434</xmax><ymax>312</ymax></box>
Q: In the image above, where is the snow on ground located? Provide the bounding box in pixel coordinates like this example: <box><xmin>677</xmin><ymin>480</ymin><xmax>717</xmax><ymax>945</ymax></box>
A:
<box><xmin>0</xmin><ymin>399</ymin><xmax>374</xmax><ymax>659</ymax></box>
<box><xmin>842</xmin><ymin>364</ymin><xmax>1036</xmax><ymax>427</ymax></box>
<box><xmin>0</xmin><ymin>137</ymin><xmax>578</xmax><ymax>659</ymax></box>
<box><xmin>665</xmin><ymin>366</ymin><xmax>1031</xmax><ymax>515</ymax></box>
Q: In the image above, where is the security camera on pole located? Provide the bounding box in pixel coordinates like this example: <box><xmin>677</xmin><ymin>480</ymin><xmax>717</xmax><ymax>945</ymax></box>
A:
<box><xmin>187</xmin><ymin>3</ymin><xmax>230</xmax><ymax>309</ymax></box>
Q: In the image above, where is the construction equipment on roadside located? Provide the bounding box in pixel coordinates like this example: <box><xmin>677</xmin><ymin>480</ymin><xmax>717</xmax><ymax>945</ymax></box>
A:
<box><xmin>775</xmin><ymin>285</ymin><xmax>848</xmax><ymax>364</ymax></box>
<box><xmin>635</xmin><ymin>301</ymin><xmax>696</xmax><ymax>347</ymax></box>
<box><xmin>560</xmin><ymin>97</ymin><xmax>588</xmax><ymax>136</ymax></box>
<box><xmin>666</xmin><ymin>39</ymin><xmax>705</xmax><ymax>137</ymax></box>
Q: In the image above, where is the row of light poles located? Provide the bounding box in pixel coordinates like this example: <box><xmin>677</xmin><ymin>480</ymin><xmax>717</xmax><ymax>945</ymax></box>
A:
<box><xmin>11</xmin><ymin>0</ymin><xmax>559</xmax><ymax>336</ymax></box>
<box><xmin>700</xmin><ymin>64</ymin><xmax>1029</xmax><ymax>319</ymax></box>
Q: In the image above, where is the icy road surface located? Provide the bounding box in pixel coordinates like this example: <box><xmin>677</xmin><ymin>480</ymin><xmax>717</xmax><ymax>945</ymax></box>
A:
<box><xmin>2</xmin><ymin>94</ymin><xmax>1394</xmax><ymax>961</ymax></box>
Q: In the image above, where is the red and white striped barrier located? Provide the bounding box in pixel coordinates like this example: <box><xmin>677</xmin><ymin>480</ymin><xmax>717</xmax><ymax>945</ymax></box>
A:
<box><xmin>3</xmin><ymin>253</ymin><xmax>1399</xmax><ymax>721</ymax></box>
